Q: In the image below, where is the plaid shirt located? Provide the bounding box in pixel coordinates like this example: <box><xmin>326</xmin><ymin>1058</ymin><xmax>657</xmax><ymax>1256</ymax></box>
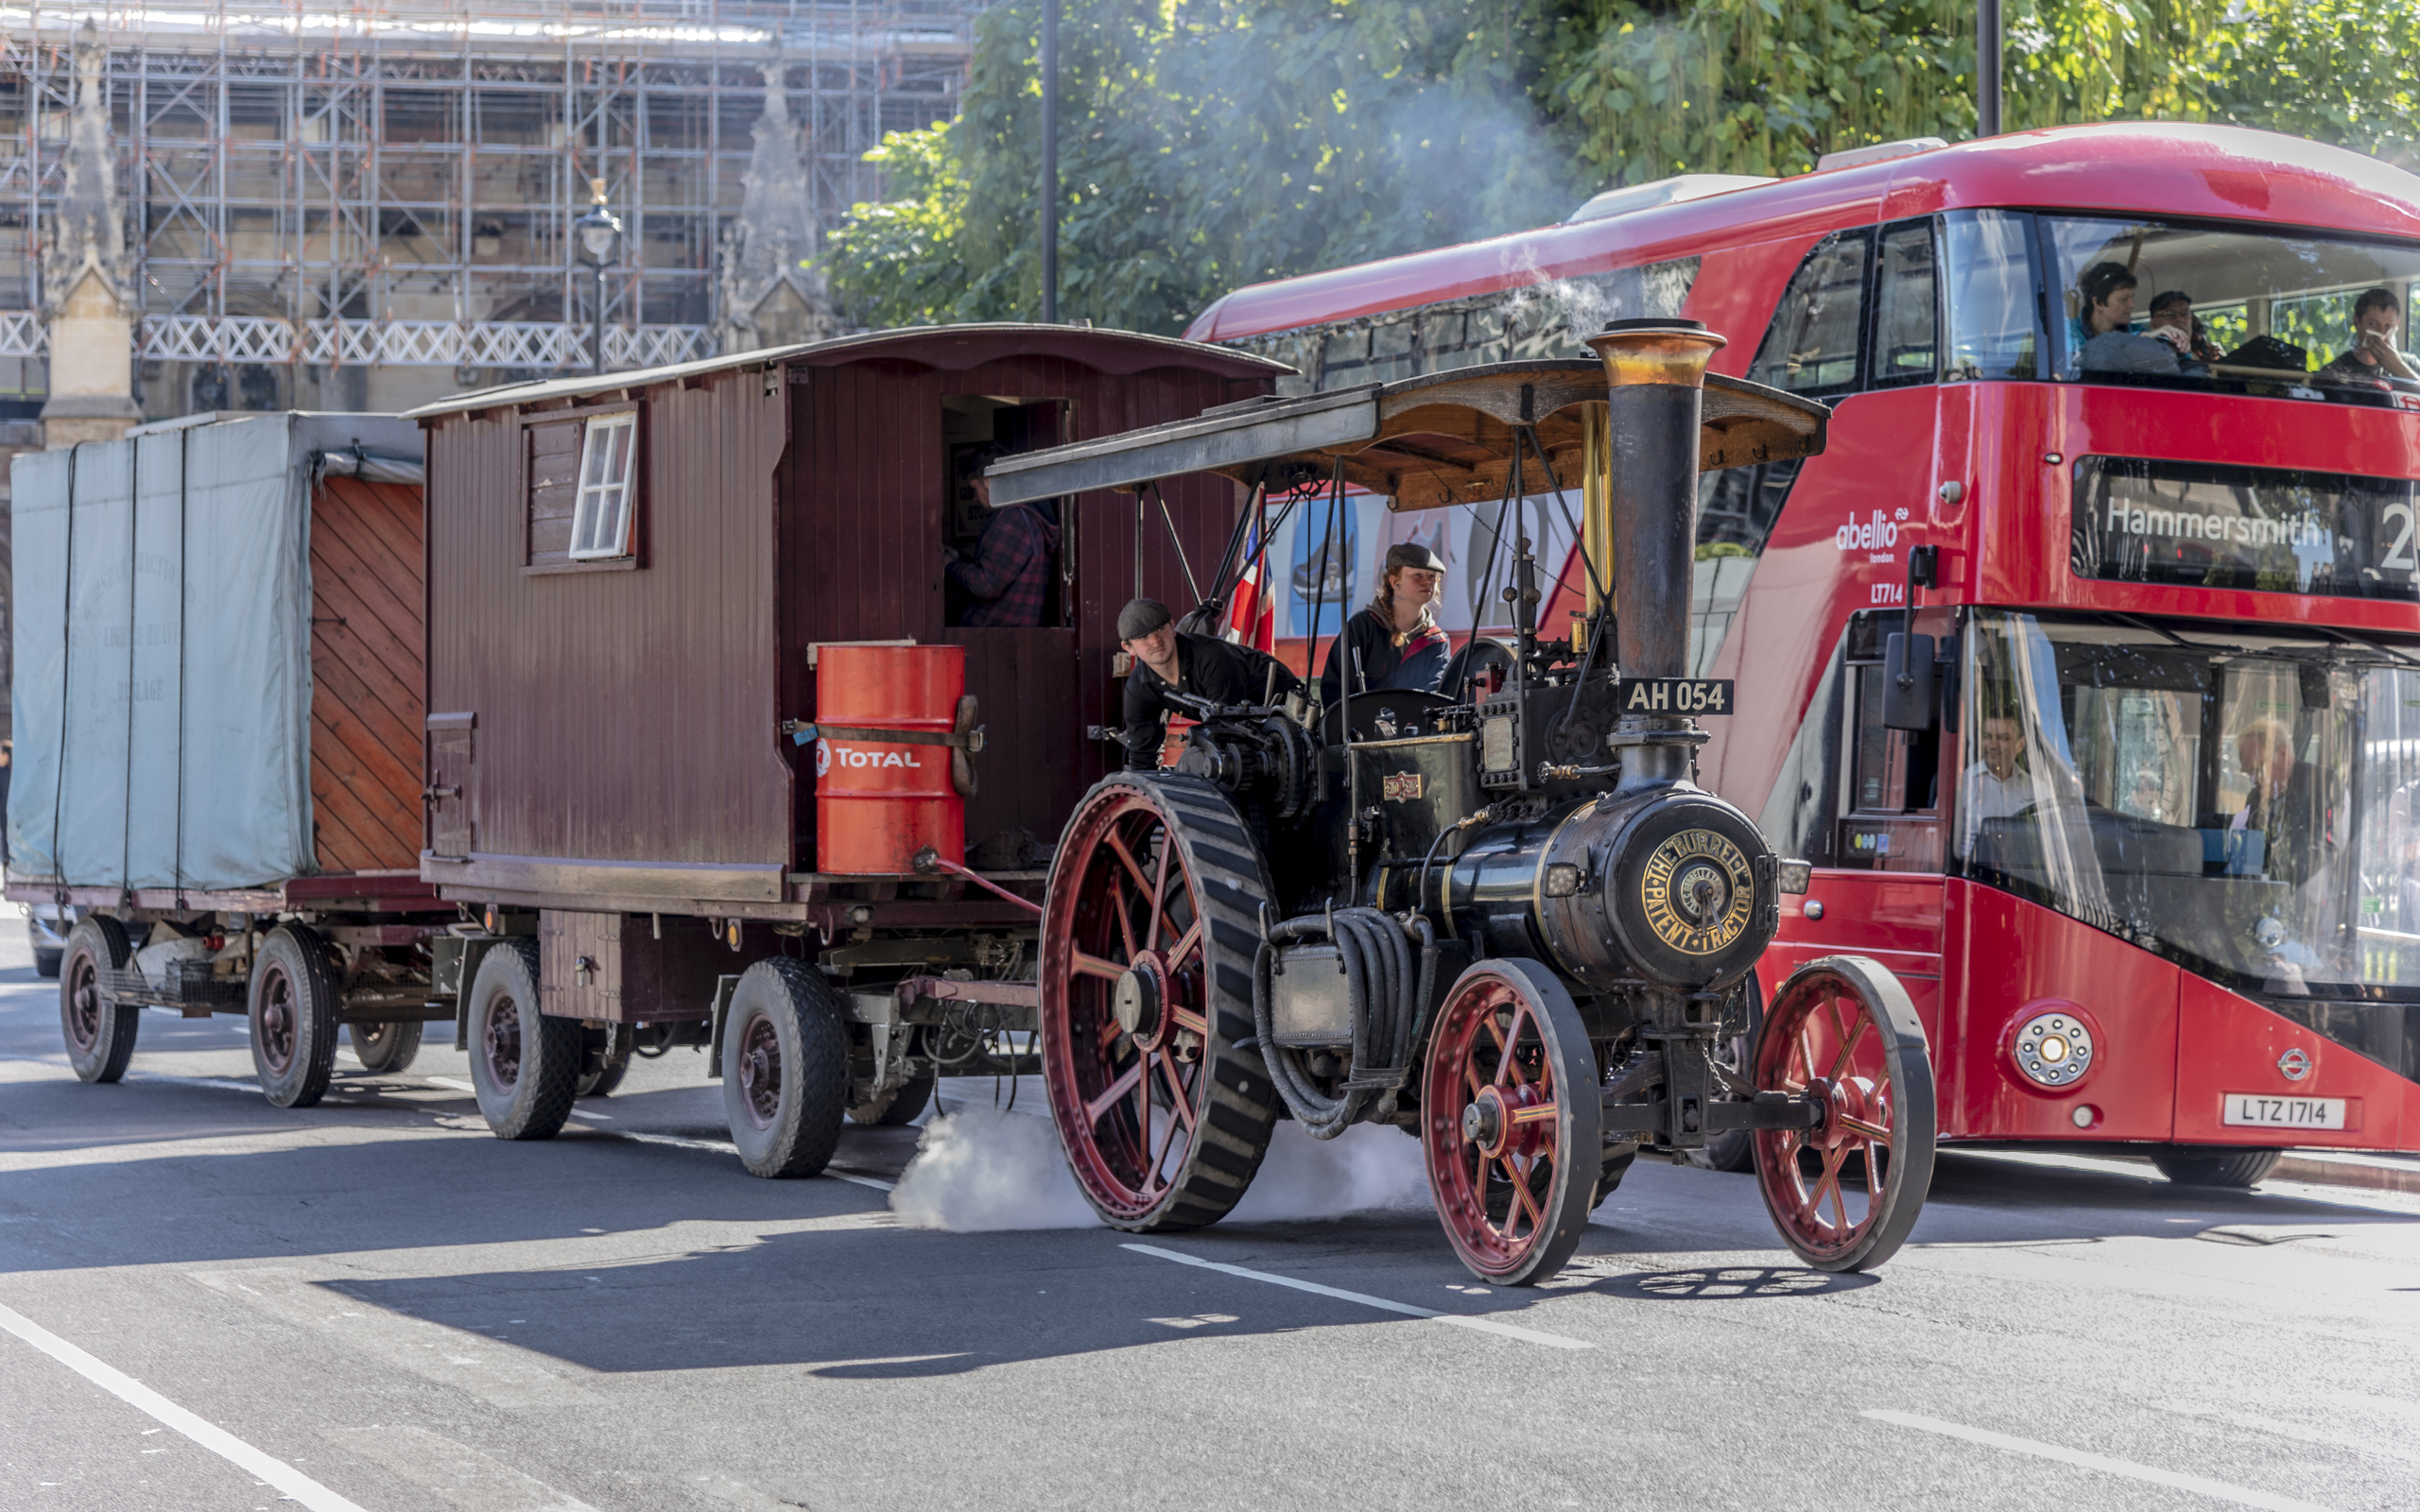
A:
<box><xmin>949</xmin><ymin>504</ymin><xmax>1058</xmax><ymax>627</ymax></box>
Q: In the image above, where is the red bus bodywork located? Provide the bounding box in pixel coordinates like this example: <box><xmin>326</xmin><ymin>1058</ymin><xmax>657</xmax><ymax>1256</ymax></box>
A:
<box><xmin>1184</xmin><ymin>123</ymin><xmax>2420</xmax><ymax>1158</ymax></box>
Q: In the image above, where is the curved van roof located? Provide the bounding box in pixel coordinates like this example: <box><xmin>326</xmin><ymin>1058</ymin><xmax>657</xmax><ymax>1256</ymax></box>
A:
<box><xmin>1184</xmin><ymin>123</ymin><xmax>2420</xmax><ymax>343</ymax></box>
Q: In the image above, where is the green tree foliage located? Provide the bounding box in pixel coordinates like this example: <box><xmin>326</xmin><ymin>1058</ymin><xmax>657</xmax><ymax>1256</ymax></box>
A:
<box><xmin>824</xmin><ymin>0</ymin><xmax>2420</xmax><ymax>335</ymax></box>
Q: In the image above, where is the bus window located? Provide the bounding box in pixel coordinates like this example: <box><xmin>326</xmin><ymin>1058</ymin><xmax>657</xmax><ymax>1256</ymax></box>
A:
<box><xmin>1944</xmin><ymin>210</ymin><xmax>2044</xmax><ymax>380</ymax></box>
<box><xmin>2040</xmin><ymin>215</ymin><xmax>2420</xmax><ymax>397</ymax></box>
<box><xmin>1749</xmin><ymin>230</ymin><xmax>1873</xmax><ymax>395</ymax></box>
<box><xmin>1868</xmin><ymin>220</ymin><xmax>1940</xmax><ymax>386</ymax></box>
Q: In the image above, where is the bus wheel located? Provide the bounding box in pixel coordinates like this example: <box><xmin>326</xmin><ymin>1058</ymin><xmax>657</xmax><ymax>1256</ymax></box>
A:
<box><xmin>721</xmin><ymin>958</ymin><xmax>847</xmax><ymax>1177</ymax></box>
<box><xmin>1423</xmin><ymin>959</ymin><xmax>1603</xmax><ymax>1286</ymax></box>
<box><xmin>1040</xmin><ymin>776</ymin><xmax>1278</xmax><ymax>1232</ymax></box>
<box><xmin>1752</xmin><ymin>955</ymin><xmax>1937</xmax><ymax>1272</ymax></box>
<box><xmin>60</xmin><ymin>917</ymin><xmax>136</xmax><ymax>1083</ymax></box>
<box><xmin>251</xmin><ymin>926</ymin><xmax>343</xmax><ymax>1108</ymax></box>
<box><xmin>349</xmin><ymin>1020</ymin><xmax>423</xmax><ymax>1075</ymax></box>
<box><xmin>467</xmin><ymin>939</ymin><xmax>579</xmax><ymax>1140</ymax></box>
<box><xmin>2149</xmin><ymin>1146</ymin><xmax>2281</xmax><ymax>1188</ymax></box>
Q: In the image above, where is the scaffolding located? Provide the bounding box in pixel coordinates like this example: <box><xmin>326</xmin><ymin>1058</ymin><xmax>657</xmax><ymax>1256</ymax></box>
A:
<box><xmin>0</xmin><ymin>0</ymin><xmax>974</xmax><ymax>412</ymax></box>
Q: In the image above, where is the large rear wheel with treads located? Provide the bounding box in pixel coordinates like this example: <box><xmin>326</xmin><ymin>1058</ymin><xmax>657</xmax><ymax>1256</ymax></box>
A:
<box><xmin>1422</xmin><ymin>959</ymin><xmax>1602</xmax><ymax>1286</ymax></box>
<box><xmin>60</xmin><ymin>917</ymin><xmax>137</xmax><ymax>1083</ymax></box>
<box><xmin>1752</xmin><ymin>954</ymin><xmax>1936</xmax><ymax>1272</ymax></box>
<box><xmin>1040</xmin><ymin>774</ymin><xmax>1278</xmax><ymax>1231</ymax></box>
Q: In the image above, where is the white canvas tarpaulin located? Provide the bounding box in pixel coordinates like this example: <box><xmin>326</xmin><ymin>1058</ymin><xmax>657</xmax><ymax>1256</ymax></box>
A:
<box><xmin>9</xmin><ymin>415</ymin><xmax>317</xmax><ymax>891</ymax></box>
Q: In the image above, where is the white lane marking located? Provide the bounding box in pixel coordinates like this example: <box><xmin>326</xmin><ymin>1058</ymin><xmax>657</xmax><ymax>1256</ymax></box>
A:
<box><xmin>566</xmin><ymin>1108</ymin><xmax>614</xmax><ymax>1121</ymax></box>
<box><xmin>322</xmin><ymin>1422</ymin><xmax>602</xmax><ymax>1511</ymax></box>
<box><xmin>1864</xmin><ymin>1410</ymin><xmax>2340</xmax><ymax>1512</ymax></box>
<box><xmin>0</xmin><ymin>1298</ymin><xmax>370</xmax><ymax>1512</ymax></box>
<box><xmin>426</xmin><ymin>1076</ymin><xmax>479</xmax><ymax>1094</ymax></box>
<box><xmin>1122</xmin><ymin>1244</ymin><xmax>1592</xmax><ymax>1350</ymax></box>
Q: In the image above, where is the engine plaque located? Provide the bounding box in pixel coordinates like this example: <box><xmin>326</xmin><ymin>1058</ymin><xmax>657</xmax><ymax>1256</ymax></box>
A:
<box><xmin>1638</xmin><ymin>828</ymin><xmax>1756</xmax><ymax>955</ymax></box>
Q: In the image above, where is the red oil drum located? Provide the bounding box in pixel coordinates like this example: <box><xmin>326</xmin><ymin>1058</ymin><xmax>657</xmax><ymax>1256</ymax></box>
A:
<box><xmin>815</xmin><ymin>644</ymin><xmax>966</xmax><ymax>874</ymax></box>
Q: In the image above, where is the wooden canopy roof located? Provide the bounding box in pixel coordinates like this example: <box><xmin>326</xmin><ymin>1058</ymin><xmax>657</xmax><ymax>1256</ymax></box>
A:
<box><xmin>984</xmin><ymin>359</ymin><xmax>1830</xmax><ymax>512</ymax></box>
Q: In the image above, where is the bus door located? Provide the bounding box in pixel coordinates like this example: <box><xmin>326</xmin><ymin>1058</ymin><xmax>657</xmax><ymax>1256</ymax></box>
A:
<box><xmin>1797</xmin><ymin>620</ymin><xmax>1948</xmax><ymax>1022</ymax></box>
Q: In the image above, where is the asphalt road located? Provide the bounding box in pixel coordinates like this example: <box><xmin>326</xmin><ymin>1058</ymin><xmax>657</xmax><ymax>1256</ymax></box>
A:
<box><xmin>2</xmin><ymin>927</ymin><xmax>2416</xmax><ymax>1512</ymax></box>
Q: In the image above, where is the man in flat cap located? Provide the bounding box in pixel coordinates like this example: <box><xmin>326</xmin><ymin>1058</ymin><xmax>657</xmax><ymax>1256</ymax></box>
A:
<box><xmin>1117</xmin><ymin>597</ymin><xmax>1301</xmax><ymax>771</ymax></box>
<box><xmin>1318</xmin><ymin>541</ymin><xmax>1449</xmax><ymax>708</ymax></box>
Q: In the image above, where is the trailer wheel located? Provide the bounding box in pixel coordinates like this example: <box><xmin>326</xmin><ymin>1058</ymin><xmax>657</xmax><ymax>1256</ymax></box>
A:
<box><xmin>349</xmin><ymin>1020</ymin><xmax>423</xmax><ymax>1075</ymax></box>
<box><xmin>60</xmin><ymin>917</ymin><xmax>137</xmax><ymax>1083</ymax></box>
<box><xmin>1751</xmin><ymin>955</ymin><xmax>1937</xmax><ymax>1272</ymax></box>
<box><xmin>1040</xmin><ymin>775</ymin><xmax>1280</xmax><ymax>1231</ymax></box>
<box><xmin>1422</xmin><ymin>959</ymin><xmax>1603</xmax><ymax>1286</ymax></box>
<box><xmin>2148</xmin><ymin>1145</ymin><xmax>2282</xmax><ymax>1188</ymax></box>
<box><xmin>250</xmin><ymin>926</ymin><xmax>343</xmax><ymax>1108</ymax></box>
<box><xmin>721</xmin><ymin>958</ymin><xmax>848</xmax><ymax>1177</ymax></box>
<box><xmin>849</xmin><ymin>1069</ymin><xmax>935</xmax><ymax>1126</ymax></box>
<box><xmin>467</xmin><ymin>939</ymin><xmax>579</xmax><ymax>1140</ymax></box>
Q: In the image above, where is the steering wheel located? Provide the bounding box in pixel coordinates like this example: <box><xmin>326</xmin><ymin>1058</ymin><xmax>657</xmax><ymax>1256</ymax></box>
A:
<box><xmin>1440</xmin><ymin>636</ymin><xmax>1516</xmax><ymax>702</ymax></box>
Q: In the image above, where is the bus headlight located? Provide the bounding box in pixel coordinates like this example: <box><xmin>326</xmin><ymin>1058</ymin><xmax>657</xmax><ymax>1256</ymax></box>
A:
<box><xmin>2009</xmin><ymin>1006</ymin><xmax>2097</xmax><ymax>1090</ymax></box>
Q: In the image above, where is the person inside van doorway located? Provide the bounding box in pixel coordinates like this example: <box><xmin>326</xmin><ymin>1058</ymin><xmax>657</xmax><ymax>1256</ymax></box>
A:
<box><xmin>1116</xmin><ymin>597</ymin><xmax>1300</xmax><ymax>771</ymax></box>
<box><xmin>1318</xmin><ymin>541</ymin><xmax>1450</xmax><ymax>707</ymax></box>
<box><xmin>946</xmin><ymin>445</ymin><xmax>1062</xmax><ymax>627</ymax></box>
<box><xmin>2321</xmin><ymin>288</ymin><xmax>2417</xmax><ymax>382</ymax></box>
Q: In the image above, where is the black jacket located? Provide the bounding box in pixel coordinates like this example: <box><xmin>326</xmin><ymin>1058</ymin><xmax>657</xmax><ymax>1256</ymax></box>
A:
<box><xmin>1319</xmin><ymin>606</ymin><xmax>1450</xmax><ymax>708</ymax></box>
<box><xmin>1122</xmin><ymin>633</ymin><xmax>1301</xmax><ymax>770</ymax></box>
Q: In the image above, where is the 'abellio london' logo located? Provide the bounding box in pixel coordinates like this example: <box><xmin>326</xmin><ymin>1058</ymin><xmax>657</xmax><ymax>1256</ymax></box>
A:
<box><xmin>1835</xmin><ymin>509</ymin><xmax>1900</xmax><ymax>552</ymax></box>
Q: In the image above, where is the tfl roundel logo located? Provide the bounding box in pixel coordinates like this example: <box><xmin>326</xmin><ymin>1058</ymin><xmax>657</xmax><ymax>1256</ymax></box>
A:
<box><xmin>2276</xmin><ymin>1047</ymin><xmax>2313</xmax><ymax>1082</ymax></box>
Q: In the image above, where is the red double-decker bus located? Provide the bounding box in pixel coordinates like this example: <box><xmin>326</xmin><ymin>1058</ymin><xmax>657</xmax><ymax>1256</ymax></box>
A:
<box><xmin>1184</xmin><ymin>123</ymin><xmax>2420</xmax><ymax>1182</ymax></box>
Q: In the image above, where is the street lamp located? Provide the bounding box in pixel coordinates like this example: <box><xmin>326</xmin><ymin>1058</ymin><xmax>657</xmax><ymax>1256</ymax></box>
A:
<box><xmin>572</xmin><ymin>176</ymin><xmax>623</xmax><ymax>373</ymax></box>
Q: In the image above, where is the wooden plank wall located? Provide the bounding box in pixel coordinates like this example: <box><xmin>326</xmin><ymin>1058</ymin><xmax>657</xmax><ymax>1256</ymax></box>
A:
<box><xmin>422</xmin><ymin>367</ymin><xmax>792</xmax><ymax>871</ymax></box>
<box><xmin>309</xmin><ymin>475</ymin><xmax>427</xmax><ymax>871</ymax></box>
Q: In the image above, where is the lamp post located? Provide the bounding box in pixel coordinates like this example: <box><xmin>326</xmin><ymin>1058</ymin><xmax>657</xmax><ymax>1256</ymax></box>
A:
<box><xmin>572</xmin><ymin>177</ymin><xmax>623</xmax><ymax>373</ymax></box>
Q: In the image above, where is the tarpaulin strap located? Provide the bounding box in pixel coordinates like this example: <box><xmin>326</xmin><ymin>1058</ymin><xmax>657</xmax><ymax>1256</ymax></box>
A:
<box><xmin>782</xmin><ymin>721</ymin><xmax>985</xmax><ymax>751</ymax></box>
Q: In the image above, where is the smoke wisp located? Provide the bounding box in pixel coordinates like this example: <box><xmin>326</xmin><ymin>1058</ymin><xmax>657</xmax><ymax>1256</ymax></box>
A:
<box><xmin>888</xmin><ymin>1105</ymin><xmax>1439</xmax><ymax>1233</ymax></box>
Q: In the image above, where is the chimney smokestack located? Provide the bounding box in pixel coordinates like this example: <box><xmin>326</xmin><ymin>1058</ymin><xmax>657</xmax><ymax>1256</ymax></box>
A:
<box><xmin>1582</xmin><ymin>318</ymin><xmax>1725</xmax><ymax>682</ymax></box>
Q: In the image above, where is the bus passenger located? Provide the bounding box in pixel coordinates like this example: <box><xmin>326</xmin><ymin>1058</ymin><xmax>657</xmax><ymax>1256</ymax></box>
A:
<box><xmin>2229</xmin><ymin>718</ymin><xmax>2317</xmax><ymax>883</ymax></box>
<box><xmin>2145</xmin><ymin>290</ymin><xmax>2224</xmax><ymax>363</ymax></box>
<box><xmin>1318</xmin><ymin>541</ymin><xmax>1450</xmax><ymax>708</ymax></box>
<box><xmin>1117</xmin><ymin>597</ymin><xmax>1301</xmax><ymax>771</ymax></box>
<box><xmin>2073</xmin><ymin>262</ymin><xmax>2199</xmax><ymax>376</ymax></box>
<box><xmin>2319</xmin><ymin>287</ymin><xmax>2417</xmax><ymax>382</ymax></box>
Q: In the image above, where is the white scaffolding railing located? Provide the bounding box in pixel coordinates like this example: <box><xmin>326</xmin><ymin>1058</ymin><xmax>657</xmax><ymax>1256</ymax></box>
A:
<box><xmin>0</xmin><ymin>313</ymin><xmax>717</xmax><ymax>369</ymax></box>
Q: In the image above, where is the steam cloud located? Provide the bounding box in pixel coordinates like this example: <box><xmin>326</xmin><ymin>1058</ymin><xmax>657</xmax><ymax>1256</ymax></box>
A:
<box><xmin>889</xmin><ymin>1106</ymin><xmax>1437</xmax><ymax>1233</ymax></box>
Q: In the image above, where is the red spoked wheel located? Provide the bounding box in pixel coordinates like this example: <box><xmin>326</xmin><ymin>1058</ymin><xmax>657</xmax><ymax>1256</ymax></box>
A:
<box><xmin>1422</xmin><ymin>959</ymin><xmax>1602</xmax><ymax>1286</ymax></box>
<box><xmin>1040</xmin><ymin>775</ymin><xmax>1277</xmax><ymax>1230</ymax></box>
<box><xmin>1752</xmin><ymin>955</ymin><xmax>1936</xmax><ymax>1272</ymax></box>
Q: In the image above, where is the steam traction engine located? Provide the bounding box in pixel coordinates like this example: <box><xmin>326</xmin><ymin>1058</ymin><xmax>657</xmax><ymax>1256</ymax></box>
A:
<box><xmin>988</xmin><ymin>323</ymin><xmax>1938</xmax><ymax>1285</ymax></box>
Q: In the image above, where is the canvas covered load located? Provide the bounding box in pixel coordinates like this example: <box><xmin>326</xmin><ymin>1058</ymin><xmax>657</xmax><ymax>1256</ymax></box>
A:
<box><xmin>8</xmin><ymin>413</ymin><xmax>424</xmax><ymax>892</ymax></box>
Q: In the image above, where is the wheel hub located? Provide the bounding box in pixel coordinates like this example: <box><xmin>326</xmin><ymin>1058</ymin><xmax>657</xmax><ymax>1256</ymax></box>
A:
<box><xmin>1808</xmin><ymin>1074</ymin><xmax>1878</xmax><ymax>1151</ymax></box>
<box><xmin>1462</xmin><ymin>1081</ymin><xmax>1549</xmax><ymax>1160</ymax></box>
<box><xmin>483</xmin><ymin>997</ymin><xmax>522</xmax><ymax>1091</ymax></box>
<box><xmin>1114</xmin><ymin>954</ymin><xmax>1169</xmax><ymax>1050</ymax></box>
<box><xmin>738</xmin><ymin>1017</ymin><xmax>783</xmax><ymax>1128</ymax></box>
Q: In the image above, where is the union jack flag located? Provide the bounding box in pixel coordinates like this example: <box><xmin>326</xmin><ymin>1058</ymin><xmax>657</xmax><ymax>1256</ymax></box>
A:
<box><xmin>1223</xmin><ymin>509</ymin><xmax>1277</xmax><ymax>653</ymax></box>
